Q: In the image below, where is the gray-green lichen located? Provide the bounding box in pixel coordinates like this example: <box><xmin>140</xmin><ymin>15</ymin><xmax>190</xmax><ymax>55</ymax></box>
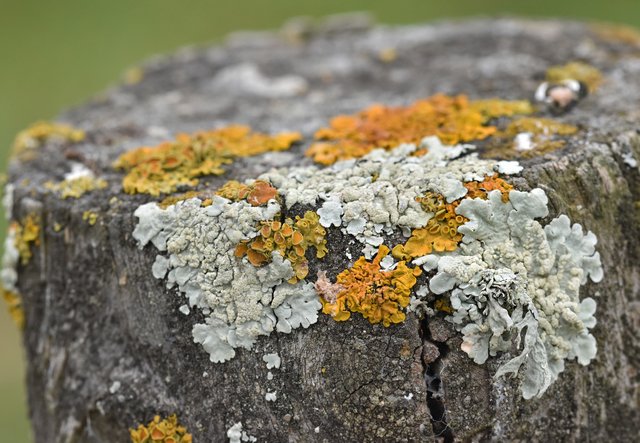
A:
<box><xmin>419</xmin><ymin>189</ymin><xmax>602</xmax><ymax>399</ymax></box>
<box><xmin>261</xmin><ymin>137</ymin><xmax>517</xmax><ymax>258</ymax></box>
<box><xmin>133</xmin><ymin>196</ymin><xmax>322</xmax><ymax>363</ymax></box>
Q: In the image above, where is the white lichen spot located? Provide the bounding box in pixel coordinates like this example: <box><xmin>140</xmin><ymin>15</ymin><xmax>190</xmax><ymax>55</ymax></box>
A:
<box><xmin>265</xmin><ymin>391</ymin><xmax>277</xmax><ymax>402</ymax></box>
<box><xmin>179</xmin><ymin>304</ymin><xmax>190</xmax><ymax>315</ymax></box>
<box><xmin>64</xmin><ymin>163</ymin><xmax>94</xmax><ymax>181</ymax></box>
<box><xmin>108</xmin><ymin>381</ymin><xmax>121</xmax><ymax>394</ymax></box>
<box><xmin>2</xmin><ymin>184</ymin><xmax>14</xmax><ymax>221</ymax></box>
<box><xmin>263</xmin><ymin>352</ymin><xmax>281</xmax><ymax>370</ymax></box>
<box><xmin>213</xmin><ymin>63</ymin><xmax>308</xmax><ymax>98</ymax></box>
<box><xmin>227</xmin><ymin>422</ymin><xmax>243</xmax><ymax>443</ymax></box>
<box><xmin>403</xmin><ymin>392</ymin><xmax>414</xmax><ymax>400</ymax></box>
<box><xmin>317</xmin><ymin>199</ymin><xmax>344</xmax><ymax>227</ymax></box>
<box><xmin>622</xmin><ymin>152</ymin><xmax>638</xmax><ymax>168</ymax></box>
<box><xmin>514</xmin><ymin>132</ymin><xmax>534</xmax><ymax>151</ymax></box>
<box><xmin>1</xmin><ymin>224</ymin><xmax>20</xmax><ymax>293</ymax></box>
<box><xmin>495</xmin><ymin>160</ymin><xmax>523</xmax><ymax>174</ymax></box>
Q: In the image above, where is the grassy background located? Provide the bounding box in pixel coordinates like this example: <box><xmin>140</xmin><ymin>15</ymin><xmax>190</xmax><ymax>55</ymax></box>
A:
<box><xmin>1</xmin><ymin>1</ymin><xmax>638</xmax><ymax>440</ymax></box>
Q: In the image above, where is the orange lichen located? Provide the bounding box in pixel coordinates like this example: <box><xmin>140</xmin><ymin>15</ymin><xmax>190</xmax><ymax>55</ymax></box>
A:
<box><xmin>114</xmin><ymin>125</ymin><xmax>301</xmax><ymax>195</ymax></box>
<box><xmin>12</xmin><ymin>121</ymin><xmax>85</xmax><ymax>156</ymax></box>
<box><xmin>545</xmin><ymin>61</ymin><xmax>603</xmax><ymax>92</ymax></box>
<box><xmin>13</xmin><ymin>214</ymin><xmax>41</xmax><ymax>265</ymax></box>
<box><xmin>591</xmin><ymin>23</ymin><xmax>640</xmax><ymax>47</ymax></box>
<box><xmin>2</xmin><ymin>289</ymin><xmax>24</xmax><ymax>329</ymax></box>
<box><xmin>216</xmin><ymin>180</ymin><xmax>278</xmax><ymax>206</ymax></box>
<box><xmin>320</xmin><ymin>245</ymin><xmax>422</xmax><ymax>326</ymax></box>
<box><xmin>392</xmin><ymin>192</ymin><xmax>467</xmax><ymax>260</ymax></box>
<box><xmin>393</xmin><ymin>177</ymin><xmax>512</xmax><ymax>260</ymax></box>
<box><xmin>482</xmin><ymin>117</ymin><xmax>578</xmax><ymax>159</ymax></box>
<box><xmin>130</xmin><ymin>414</ymin><xmax>192</xmax><ymax>443</ymax></box>
<box><xmin>236</xmin><ymin>211</ymin><xmax>327</xmax><ymax>283</ymax></box>
<box><xmin>463</xmin><ymin>174</ymin><xmax>513</xmax><ymax>203</ymax></box>
<box><xmin>306</xmin><ymin>94</ymin><xmax>533</xmax><ymax>165</ymax></box>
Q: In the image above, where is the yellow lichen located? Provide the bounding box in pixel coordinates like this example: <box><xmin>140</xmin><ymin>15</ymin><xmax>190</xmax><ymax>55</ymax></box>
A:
<box><xmin>393</xmin><ymin>176</ymin><xmax>512</xmax><ymax>260</ymax></box>
<box><xmin>482</xmin><ymin>117</ymin><xmax>579</xmax><ymax>159</ymax></box>
<box><xmin>2</xmin><ymin>289</ymin><xmax>24</xmax><ymax>329</ymax></box>
<box><xmin>123</xmin><ymin>66</ymin><xmax>144</xmax><ymax>85</ymax></box>
<box><xmin>130</xmin><ymin>414</ymin><xmax>192</xmax><ymax>443</ymax></box>
<box><xmin>12</xmin><ymin>121</ymin><xmax>85</xmax><ymax>156</ymax></box>
<box><xmin>216</xmin><ymin>180</ymin><xmax>278</xmax><ymax>206</ymax></box>
<box><xmin>114</xmin><ymin>125</ymin><xmax>301</xmax><ymax>196</ymax></box>
<box><xmin>158</xmin><ymin>191</ymin><xmax>203</xmax><ymax>209</ymax></box>
<box><xmin>53</xmin><ymin>222</ymin><xmax>63</xmax><ymax>232</ymax></box>
<box><xmin>236</xmin><ymin>211</ymin><xmax>327</xmax><ymax>283</ymax></box>
<box><xmin>82</xmin><ymin>211</ymin><xmax>98</xmax><ymax>226</ymax></box>
<box><xmin>545</xmin><ymin>61</ymin><xmax>603</xmax><ymax>93</ymax></box>
<box><xmin>378</xmin><ymin>48</ymin><xmax>397</xmax><ymax>63</ymax></box>
<box><xmin>306</xmin><ymin>94</ymin><xmax>533</xmax><ymax>165</ymax></box>
<box><xmin>45</xmin><ymin>176</ymin><xmax>107</xmax><ymax>199</ymax></box>
<box><xmin>591</xmin><ymin>23</ymin><xmax>640</xmax><ymax>47</ymax></box>
<box><xmin>319</xmin><ymin>245</ymin><xmax>421</xmax><ymax>326</ymax></box>
<box><xmin>13</xmin><ymin>214</ymin><xmax>41</xmax><ymax>265</ymax></box>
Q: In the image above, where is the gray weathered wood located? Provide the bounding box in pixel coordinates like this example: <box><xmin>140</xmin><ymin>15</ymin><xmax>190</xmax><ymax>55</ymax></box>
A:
<box><xmin>7</xmin><ymin>16</ymin><xmax>640</xmax><ymax>442</ymax></box>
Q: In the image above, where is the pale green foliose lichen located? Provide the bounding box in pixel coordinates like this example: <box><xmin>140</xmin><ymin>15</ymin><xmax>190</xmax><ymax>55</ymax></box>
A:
<box><xmin>421</xmin><ymin>189</ymin><xmax>602</xmax><ymax>399</ymax></box>
<box><xmin>261</xmin><ymin>136</ymin><xmax>519</xmax><ymax>258</ymax></box>
<box><xmin>133</xmin><ymin>196</ymin><xmax>322</xmax><ymax>363</ymax></box>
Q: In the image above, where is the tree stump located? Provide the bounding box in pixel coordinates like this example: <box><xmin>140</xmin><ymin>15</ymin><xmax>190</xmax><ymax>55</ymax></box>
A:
<box><xmin>4</xmin><ymin>16</ymin><xmax>640</xmax><ymax>442</ymax></box>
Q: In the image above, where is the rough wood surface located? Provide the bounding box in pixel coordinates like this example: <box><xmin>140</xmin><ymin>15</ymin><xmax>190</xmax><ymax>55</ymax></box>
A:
<box><xmin>7</xmin><ymin>16</ymin><xmax>640</xmax><ymax>442</ymax></box>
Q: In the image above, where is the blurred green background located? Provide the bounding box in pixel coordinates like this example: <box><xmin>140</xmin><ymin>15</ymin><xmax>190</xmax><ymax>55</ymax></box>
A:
<box><xmin>1</xmin><ymin>1</ymin><xmax>638</xmax><ymax>441</ymax></box>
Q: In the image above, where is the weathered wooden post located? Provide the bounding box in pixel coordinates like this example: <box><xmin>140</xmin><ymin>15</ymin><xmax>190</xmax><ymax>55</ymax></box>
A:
<box><xmin>3</xmin><ymin>16</ymin><xmax>639</xmax><ymax>442</ymax></box>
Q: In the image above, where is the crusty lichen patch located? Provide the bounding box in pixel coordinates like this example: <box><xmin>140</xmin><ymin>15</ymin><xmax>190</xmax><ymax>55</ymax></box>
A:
<box><xmin>12</xmin><ymin>214</ymin><xmax>41</xmax><ymax>265</ymax></box>
<box><xmin>45</xmin><ymin>175</ymin><xmax>107</xmax><ymax>199</ymax></box>
<box><xmin>114</xmin><ymin>125</ymin><xmax>301</xmax><ymax>195</ymax></box>
<box><xmin>591</xmin><ymin>22</ymin><xmax>640</xmax><ymax>47</ymax></box>
<box><xmin>306</xmin><ymin>94</ymin><xmax>533</xmax><ymax>165</ymax></box>
<box><xmin>482</xmin><ymin>117</ymin><xmax>579</xmax><ymax>159</ymax></box>
<box><xmin>130</xmin><ymin>414</ymin><xmax>192</xmax><ymax>443</ymax></box>
<box><xmin>2</xmin><ymin>289</ymin><xmax>24</xmax><ymax>328</ymax></box>
<box><xmin>1</xmin><ymin>209</ymin><xmax>34</xmax><ymax>329</ymax></box>
<box><xmin>545</xmin><ymin>61</ymin><xmax>603</xmax><ymax>92</ymax></box>
<box><xmin>12</xmin><ymin>121</ymin><xmax>85</xmax><ymax>158</ymax></box>
<box><xmin>82</xmin><ymin>211</ymin><xmax>98</xmax><ymax>226</ymax></box>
